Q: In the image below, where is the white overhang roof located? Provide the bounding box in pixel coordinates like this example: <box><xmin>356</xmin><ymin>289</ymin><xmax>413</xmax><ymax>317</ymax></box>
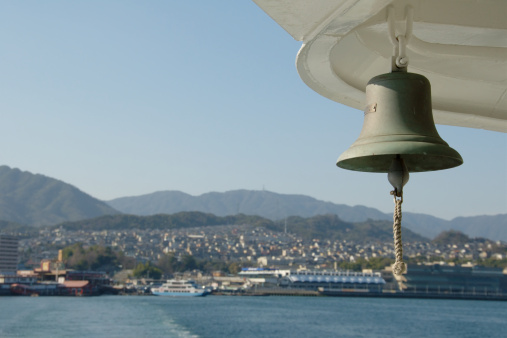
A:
<box><xmin>288</xmin><ymin>275</ymin><xmax>386</xmax><ymax>284</ymax></box>
<box><xmin>253</xmin><ymin>0</ymin><xmax>507</xmax><ymax>132</ymax></box>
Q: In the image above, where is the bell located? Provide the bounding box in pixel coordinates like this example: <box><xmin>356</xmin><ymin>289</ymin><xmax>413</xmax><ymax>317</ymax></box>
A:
<box><xmin>337</xmin><ymin>72</ymin><xmax>463</xmax><ymax>173</ymax></box>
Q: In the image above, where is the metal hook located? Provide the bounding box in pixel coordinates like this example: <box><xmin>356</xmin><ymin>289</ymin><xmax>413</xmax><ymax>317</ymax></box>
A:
<box><xmin>387</xmin><ymin>6</ymin><xmax>413</xmax><ymax>71</ymax></box>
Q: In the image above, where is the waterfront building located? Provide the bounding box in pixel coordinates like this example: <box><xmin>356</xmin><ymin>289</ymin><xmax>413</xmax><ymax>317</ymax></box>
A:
<box><xmin>61</xmin><ymin>280</ymin><xmax>93</xmax><ymax>296</ymax></box>
<box><xmin>2</xmin><ymin>267</ymin><xmax>112</xmax><ymax>296</ymax></box>
<box><xmin>279</xmin><ymin>270</ymin><xmax>386</xmax><ymax>292</ymax></box>
<box><xmin>239</xmin><ymin>267</ymin><xmax>290</xmax><ymax>286</ymax></box>
<box><xmin>399</xmin><ymin>264</ymin><xmax>507</xmax><ymax>295</ymax></box>
<box><xmin>239</xmin><ymin>267</ymin><xmax>290</xmax><ymax>278</ymax></box>
<box><xmin>0</xmin><ymin>273</ymin><xmax>37</xmax><ymax>285</ymax></box>
<box><xmin>0</xmin><ymin>234</ymin><xmax>18</xmax><ymax>273</ymax></box>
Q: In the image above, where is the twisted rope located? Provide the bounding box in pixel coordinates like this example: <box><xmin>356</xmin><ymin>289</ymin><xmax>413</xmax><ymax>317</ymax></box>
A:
<box><xmin>392</xmin><ymin>194</ymin><xmax>407</xmax><ymax>276</ymax></box>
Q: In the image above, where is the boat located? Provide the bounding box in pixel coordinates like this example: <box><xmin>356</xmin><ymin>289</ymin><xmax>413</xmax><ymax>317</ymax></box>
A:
<box><xmin>151</xmin><ymin>279</ymin><xmax>209</xmax><ymax>297</ymax></box>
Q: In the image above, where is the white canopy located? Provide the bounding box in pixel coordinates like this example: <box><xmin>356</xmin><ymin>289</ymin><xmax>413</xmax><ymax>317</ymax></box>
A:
<box><xmin>253</xmin><ymin>0</ymin><xmax>507</xmax><ymax>132</ymax></box>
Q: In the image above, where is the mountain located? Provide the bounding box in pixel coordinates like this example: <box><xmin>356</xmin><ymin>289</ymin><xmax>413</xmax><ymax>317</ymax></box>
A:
<box><xmin>448</xmin><ymin>215</ymin><xmax>507</xmax><ymax>240</ymax></box>
<box><xmin>0</xmin><ymin>166</ymin><xmax>119</xmax><ymax>227</ymax></box>
<box><xmin>267</xmin><ymin>214</ymin><xmax>427</xmax><ymax>243</ymax></box>
<box><xmin>0</xmin><ymin>220</ymin><xmax>36</xmax><ymax>234</ymax></box>
<box><xmin>107</xmin><ymin>190</ymin><xmax>388</xmax><ymax>222</ymax></box>
<box><xmin>432</xmin><ymin>230</ymin><xmax>473</xmax><ymax>246</ymax></box>
<box><xmin>54</xmin><ymin>212</ymin><xmax>428</xmax><ymax>243</ymax></box>
<box><xmin>107</xmin><ymin>190</ymin><xmax>507</xmax><ymax>241</ymax></box>
<box><xmin>56</xmin><ymin>213</ymin><xmax>272</xmax><ymax>232</ymax></box>
<box><xmin>0</xmin><ymin>165</ymin><xmax>503</xmax><ymax>241</ymax></box>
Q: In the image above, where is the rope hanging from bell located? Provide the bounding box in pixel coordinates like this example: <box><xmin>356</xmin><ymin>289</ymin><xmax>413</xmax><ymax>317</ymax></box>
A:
<box><xmin>391</xmin><ymin>193</ymin><xmax>406</xmax><ymax>275</ymax></box>
<box><xmin>388</xmin><ymin>156</ymin><xmax>408</xmax><ymax>275</ymax></box>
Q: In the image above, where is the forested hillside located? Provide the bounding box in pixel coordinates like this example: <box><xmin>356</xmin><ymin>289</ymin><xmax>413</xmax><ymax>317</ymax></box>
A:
<box><xmin>54</xmin><ymin>211</ymin><xmax>428</xmax><ymax>243</ymax></box>
<box><xmin>0</xmin><ymin>166</ymin><xmax>119</xmax><ymax>226</ymax></box>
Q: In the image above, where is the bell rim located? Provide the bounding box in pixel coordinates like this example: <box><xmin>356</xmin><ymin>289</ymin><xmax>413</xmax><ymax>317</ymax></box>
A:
<box><xmin>337</xmin><ymin>155</ymin><xmax>463</xmax><ymax>173</ymax></box>
<box><xmin>337</xmin><ymin>141</ymin><xmax>463</xmax><ymax>173</ymax></box>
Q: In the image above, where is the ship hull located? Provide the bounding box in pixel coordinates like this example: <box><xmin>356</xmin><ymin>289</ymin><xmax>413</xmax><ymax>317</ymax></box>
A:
<box><xmin>152</xmin><ymin>291</ymin><xmax>206</xmax><ymax>297</ymax></box>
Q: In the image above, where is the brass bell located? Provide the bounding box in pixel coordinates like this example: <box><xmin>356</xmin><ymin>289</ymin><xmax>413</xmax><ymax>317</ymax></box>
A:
<box><xmin>337</xmin><ymin>72</ymin><xmax>463</xmax><ymax>173</ymax></box>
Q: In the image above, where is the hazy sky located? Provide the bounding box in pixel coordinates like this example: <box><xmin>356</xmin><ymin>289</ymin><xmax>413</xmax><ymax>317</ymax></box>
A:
<box><xmin>1</xmin><ymin>1</ymin><xmax>505</xmax><ymax>220</ymax></box>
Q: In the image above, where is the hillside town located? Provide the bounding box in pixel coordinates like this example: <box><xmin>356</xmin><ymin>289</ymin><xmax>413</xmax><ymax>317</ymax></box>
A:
<box><xmin>16</xmin><ymin>224</ymin><xmax>507</xmax><ymax>272</ymax></box>
<box><xmin>2</xmin><ymin>221</ymin><xmax>507</xmax><ymax>300</ymax></box>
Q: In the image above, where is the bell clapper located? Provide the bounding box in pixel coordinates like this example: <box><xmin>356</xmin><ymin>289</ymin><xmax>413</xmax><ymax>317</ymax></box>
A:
<box><xmin>388</xmin><ymin>156</ymin><xmax>409</xmax><ymax>275</ymax></box>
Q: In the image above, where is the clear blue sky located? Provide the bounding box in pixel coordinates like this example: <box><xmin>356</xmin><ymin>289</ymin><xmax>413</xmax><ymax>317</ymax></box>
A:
<box><xmin>0</xmin><ymin>1</ymin><xmax>505</xmax><ymax>220</ymax></box>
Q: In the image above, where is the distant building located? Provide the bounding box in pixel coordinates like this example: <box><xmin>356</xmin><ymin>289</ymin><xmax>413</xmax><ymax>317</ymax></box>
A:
<box><xmin>279</xmin><ymin>270</ymin><xmax>386</xmax><ymax>292</ymax></box>
<box><xmin>0</xmin><ymin>235</ymin><xmax>18</xmax><ymax>273</ymax></box>
<box><xmin>399</xmin><ymin>264</ymin><xmax>507</xmax><ymax>294</ymax></box>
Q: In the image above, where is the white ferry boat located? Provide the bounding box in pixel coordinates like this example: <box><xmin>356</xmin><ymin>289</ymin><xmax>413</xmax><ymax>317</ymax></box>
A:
<box><xmin>151</xmin><ymin>279</ymin><xmax>209</xmax><ymax>297</ymax></box>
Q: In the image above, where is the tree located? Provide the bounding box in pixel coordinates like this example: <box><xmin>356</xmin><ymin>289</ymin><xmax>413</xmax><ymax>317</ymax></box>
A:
<box><xmin>157</xmin><ymin>253</ymin><xmax>178</xmax><ymax>274</ymax></box>
<box><xmin>432</xmin><ymin>230</ymin><xmax>470</xmax><ymax>246</ymax></box>
<box><xmin>132</xmin><ymin>262</ymin><xmax>162</xmax><ymax>279</ymax></box>
<box><xmin>338</xmin><ymin>261</ymin><xmax>362</xmax><ymax>271</ymax></box>
<box><xmin>180</xmin><ymin>255</ymin><xmax>198</xmax><ymax>272</ymax></box>
<box><xmin>62</xmin><ymin>243</ymin><xmax>124</xmax><ymax>273</ymax></box>
<box><xmin>363</xmin><ymin>257</ymin><xmax>393</xmax><ymax>270</ymax></box>
<box><xmin>228</xmin><ymin>262</ymin><xmax>241</xmax><ymax>274</ymax></box>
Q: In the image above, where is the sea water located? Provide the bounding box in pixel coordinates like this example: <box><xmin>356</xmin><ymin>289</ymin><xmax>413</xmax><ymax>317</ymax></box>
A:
<box><xmin>0</xmin><ymin>296</ymin><xmax>505</xmax><ymax>338</ymax></box>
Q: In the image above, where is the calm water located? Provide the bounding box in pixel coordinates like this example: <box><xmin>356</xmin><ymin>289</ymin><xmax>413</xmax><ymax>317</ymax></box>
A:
<box><xmin>0</xmin><ymin>296</ymin><xmax>506</xmax><ymax>337</ymax></box>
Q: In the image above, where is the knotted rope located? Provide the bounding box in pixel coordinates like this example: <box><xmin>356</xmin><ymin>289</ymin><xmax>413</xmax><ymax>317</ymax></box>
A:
<box><xmin>391</xmin><ymin>193</ymin><xmax>407</xmax><ymax>276</ymax></box>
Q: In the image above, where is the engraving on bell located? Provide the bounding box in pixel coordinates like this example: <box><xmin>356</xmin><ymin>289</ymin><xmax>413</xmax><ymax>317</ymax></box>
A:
<box><xmin>365</xmin><ymin>103</ymin><xmax>377</xmax><ymax>115</ymax></box>
<box><xmin>337</xmin><ymin>72</ymin><xmax>463</xmax><ymax>173</ymax></box>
